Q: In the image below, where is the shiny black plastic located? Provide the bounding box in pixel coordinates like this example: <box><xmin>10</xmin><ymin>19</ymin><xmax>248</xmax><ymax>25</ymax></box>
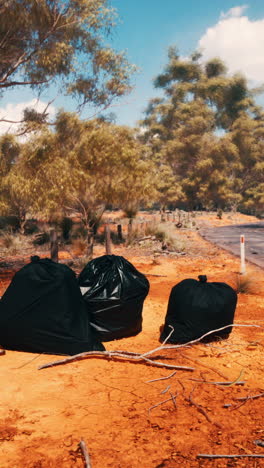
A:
<box><xmin>78</xmin><ymin>255</ymin><xmax>150</xmax><ymax>341</ymax></box>
<box><xmin>160</xmin><ymin>275</ymin><xmax>237</xmax><ymax>344</ymax></box>
<box><xmin>0</xmin><ymin>257</ymin><xmax>104</xmax><ymax>354</ymax></box>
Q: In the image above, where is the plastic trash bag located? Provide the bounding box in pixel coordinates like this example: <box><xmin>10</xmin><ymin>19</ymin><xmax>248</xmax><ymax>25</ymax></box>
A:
<box><xmin>0</xmin><ymin>256</ymin><xmax>104</xmax><ymax>354</ymax></box>
<box><xmin>78</xmin><ymin>255</ymin><xmax>150</xmax><ymax>341</ymax></box>
<box><xmin>160</xmin><ymin>275</ymin><xmax>237</xmax><ymax>344</ymax></box>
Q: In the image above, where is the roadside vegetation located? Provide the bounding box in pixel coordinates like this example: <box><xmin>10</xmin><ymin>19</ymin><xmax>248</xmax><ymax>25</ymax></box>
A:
<box><xmin>0</xmin><ymin>1</ymin><xmax>263</xmax><ymax>258</ymax></box>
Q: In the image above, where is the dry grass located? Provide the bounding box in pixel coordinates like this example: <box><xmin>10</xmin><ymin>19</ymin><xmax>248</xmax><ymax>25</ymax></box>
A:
<box><xmin>70</xmin><ymin>237</ymin><xmax>87</xmax><ymax>257</ymax></box>
<box><xmin>233</xmin><ymin>273</ymin><xmax>258</xmax><ymax>294</ymax></box>
<box><xmin>0</xmin><ymin>233</ymin><xmax>29</xmax><ymax>256</ymax></box>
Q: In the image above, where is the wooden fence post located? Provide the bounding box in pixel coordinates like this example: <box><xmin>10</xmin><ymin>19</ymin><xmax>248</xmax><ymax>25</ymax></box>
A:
<box><xmin>126</xmin><ymin>218</ymin><xmax>133</xmax><ymax>244</ymax></box>
<box><xmin>50</xmin><ymin>229</ymin><xmax>58</xmax><ymax>262</ymax></box>
<box><xmin>105</xmin><ymin>224</ymin><xmax>112</xmax><ymax>255</ymax></box>
<box><xmin>117</xmin><ymin>224</ymin><xmax>123</xmax><ymax>241</ymax></box>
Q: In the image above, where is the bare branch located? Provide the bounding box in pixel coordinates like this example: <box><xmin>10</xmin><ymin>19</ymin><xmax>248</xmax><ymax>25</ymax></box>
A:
<box><xmin>140</xmin><ymin>323</ymin><xmax>263</xmax><ymax>359</ymax></box>
<box><xmin>0</xmin><ymin>80</ymin><xmax>48</xmax><ymax>88</ymax></box>
<box><xmin>146</xmin><ymin>370</ymin><xmax>177</xmax><ymax>383</ymax></box>
<box><xmin>148</xmin><ymin>394</ymin><xmax>177</xmax><ymax>413</ymax></box>
<box><xmin>187</xmin><ymin>385</ymin><xmax>219</xmax><ymax>426</ymax></box>
<box><xmin>38</xmin><ymin>349</ymin><xmax>194</xmax><ymax>371</ymax></box>
<box><xmin>236</xmin><ymin>392</ymin><xmax>264</xmax><ymax>401</ymax></box>
<box><xmin>79</xmin><ymin>440</ymin><xmax>92</xmax><ymax>468</ymax></box>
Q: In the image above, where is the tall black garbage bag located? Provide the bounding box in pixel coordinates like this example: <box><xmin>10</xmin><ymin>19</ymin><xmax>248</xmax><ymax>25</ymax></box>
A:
<box><xmin>0</xmin><ymin>257</ymin><xmax>104</xmax><ymax>354</ymax></box>
<box><xmin>160</xmin><ymin>275</ymin><xmax>237</xmax><ymax>344</ymax></box>
<box><xmin>78</xmin><ymin>255</ymin><xmax>150</xmax><ymax>341</ymax></box>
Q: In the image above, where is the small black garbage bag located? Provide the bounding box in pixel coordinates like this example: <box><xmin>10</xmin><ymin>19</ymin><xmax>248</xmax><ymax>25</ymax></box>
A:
<box><xmin>0</xmin><ymin>256</ymin><xmax>104</xmax><ymax>354</ymax></box>
<box><xmin>160</xmin><ymin>275</ymin><xmax>237</xmax><ymax>344</ymax></box>
<box><xmin>78</xmin><ymin>255</ymin><xmax>150</xmax><ymax>341</ymax></box>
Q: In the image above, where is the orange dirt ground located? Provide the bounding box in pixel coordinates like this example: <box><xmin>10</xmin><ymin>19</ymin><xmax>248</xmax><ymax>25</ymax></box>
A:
<box><xmin>0</xmin><ymin>213</ymin><xmax>263</xmax><ymax>468</ymax></box>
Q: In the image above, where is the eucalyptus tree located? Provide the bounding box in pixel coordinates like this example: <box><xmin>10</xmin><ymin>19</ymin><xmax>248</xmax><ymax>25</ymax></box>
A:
<box><xmin>230</xmin><ymin>112</ymin><xmax>264</xmax><ymax>215</ymax></box>
<box><xmin>0</xmin><ymin>0</ymin><xmax>135</xmax><ymax>129</ymax></box>
<box><xmin>0</xmin><ymin>134</ymin><xmax>32</xmax><ymax>231</ymax></box>
<box><xmin>17</xmin><ymin>112</ymin><xmax>156</xmax><ymax>254</ymax></box>
<box><xmin>141</xmin><ymin>47</ymin><xmax>263</xmax><ymax>211</ymax></box>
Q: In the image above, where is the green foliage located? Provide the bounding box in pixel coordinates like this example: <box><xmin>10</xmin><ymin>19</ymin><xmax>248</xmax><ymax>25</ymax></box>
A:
<box><xmin>5</xmin><ymin>113</ymin><xmax>157</xmax><ymax>248</ymax></box>
<box><xmin>0</xmin><ymin>0</ymin><xmax>136</xmax><ymax>127</ymax></box>
<box><xmin>141</xmin><ymin>47</ymin><xmax>264</xmax><ymax>213</ymax></box>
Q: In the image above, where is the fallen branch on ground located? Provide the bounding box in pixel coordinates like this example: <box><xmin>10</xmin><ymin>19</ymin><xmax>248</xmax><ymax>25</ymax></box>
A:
<box><xmin>38</xmin><ymin>350</ymin><xmax>194</xmax><ymax>371</ymax></box>
<box><xmin>236</xmin><ymin>392</ymin><xmax>264</xmax><ymax>401</ymax></box>
<box><xmin>224</xmin><ymin>391</ymin><xmax>264</xmax><ymax>411</ymax></box>
<box><xmin>148</xmin><ymin>393</ymin><xmax>178</xmax><ymax>413</ymax></box>
<box><xmin>186</xmin><ymin>385</ymin><xmax>221</xmax><ymax>428</ymax></box>
<box><xmin>141</xmin><ymin>323</ymin><xmax>264</xmax><ymax>359</ymax></box>
<box><xmin>38</xmin><ymin>323</ymin><xmax>263</xmax><ymax>371</ymax></box>
<box><xmin>189</xmin><ymin>369</ymin><xmax>245</xmax><ymax>387</ymax></box>
<box><xmin>189</xmin><ymin>379</ymin><xmax>245</xmax><ymax>386</ymax></box>
<box><xmin>146</xmin><ymin>370</ymin><xmax>177</xmax><ymax>383</ymax></box>
<box><xmin>79</xmin><ymin>440</ymin><xmax>92</xmax><ymax>468</ymax></box>
<box><xmin>179</xmin><ymin>352</ymin><xmax>228</xmax><ymax>379</ymax></box>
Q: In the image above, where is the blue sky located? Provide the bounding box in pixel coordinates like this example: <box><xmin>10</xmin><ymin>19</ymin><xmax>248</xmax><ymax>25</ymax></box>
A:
<box><xmin>1</xmin><ymin>1</ymin><xmax>264</xmax><ymax>132</ymax></box>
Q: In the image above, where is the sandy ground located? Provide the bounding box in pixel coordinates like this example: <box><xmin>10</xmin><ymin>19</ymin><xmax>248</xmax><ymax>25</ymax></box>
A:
<box><xmin>0</xmin><ymin>212</ymin><xmax>263</xmax><ymax>468</ymax></box>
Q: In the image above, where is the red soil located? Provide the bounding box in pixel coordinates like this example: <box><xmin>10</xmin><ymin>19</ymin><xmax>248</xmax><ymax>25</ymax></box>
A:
<box><xmin>0</xmin><ymin>212</ymin><xmax>263</xmax><ymax>468</ymax></box>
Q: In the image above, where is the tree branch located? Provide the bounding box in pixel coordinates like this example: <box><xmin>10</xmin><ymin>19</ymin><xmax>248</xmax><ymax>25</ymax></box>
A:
<box><xmin>38</xmin><ymin>349</ymin><xmax>194</xmax><ymax>371</ymax></box>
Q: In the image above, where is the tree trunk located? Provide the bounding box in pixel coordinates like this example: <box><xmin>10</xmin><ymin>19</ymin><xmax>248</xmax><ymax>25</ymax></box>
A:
<box><xmin>87</xmin><ymin>229</ymin><xmax>94</xmax><ymax>258</ymax></box>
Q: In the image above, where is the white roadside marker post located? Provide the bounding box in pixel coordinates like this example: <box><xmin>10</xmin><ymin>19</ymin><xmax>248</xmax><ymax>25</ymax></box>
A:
<box><xmin>240</xmin><ymin>234</ymin><xmax>246</xmax><ymax>274</ymax></box>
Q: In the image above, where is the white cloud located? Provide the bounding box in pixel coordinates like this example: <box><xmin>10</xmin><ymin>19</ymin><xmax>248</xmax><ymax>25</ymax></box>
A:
<box><xmin>0</xmin><ymin>99</ymin><xmax>55</xmax><ymax>137</ymax></box>
<box><xmin>220</xmin><ymin>5</ymin><xmax>248</xmax><ymax>19</ymax></box>
<box><xmin>199</xmin><ymin>5</ymin><xmax>264</xmax><ymax>84</ymax></box>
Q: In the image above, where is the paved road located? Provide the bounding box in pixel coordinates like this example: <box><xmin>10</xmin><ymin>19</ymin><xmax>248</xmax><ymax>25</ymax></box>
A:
<box><xmin>201</xmin><ymin>222</ymin><xmax>264</xmax><ymax>269</ymax></box>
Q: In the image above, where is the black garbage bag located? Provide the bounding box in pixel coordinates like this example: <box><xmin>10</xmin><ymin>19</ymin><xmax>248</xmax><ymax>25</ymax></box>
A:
<box><xmin>78</xmin><ymin>255</ymin><xmax>150</xmax><ymax>341</ymax></box>
<box><xmin>0</xmin><ymin>256</ymin><xmax>104</xmax><ymax>355</ymax></box>
<box><xmin>160</xmin><ymin>275</ymin><xmax>237</xmax><ymax>344</ymax></box>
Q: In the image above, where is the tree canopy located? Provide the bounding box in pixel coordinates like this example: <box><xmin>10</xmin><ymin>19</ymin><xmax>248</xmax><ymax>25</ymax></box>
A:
<box><xmin>140</xmin><ymin>47</ymin><xmax>264</xmax><ymax>214</ymax></box>
<box><xmin>0</xmin><ymin>0</ymin><xmax>135</xmax><ymax>115</ymax></box>
<box><xmin>0</xmin><ymin>112</ymin><xmax>156</xmax><ymax>247</ymax></box>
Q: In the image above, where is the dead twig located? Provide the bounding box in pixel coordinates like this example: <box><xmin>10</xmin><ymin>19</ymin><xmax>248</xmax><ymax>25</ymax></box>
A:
<box><xmin>236</xmin><ymin>392</ymin><xmax>264</xmax><ymax>401</ymax></box>
<box><xmin>189</xmin><ymin>379</ymin><xmax>245</xmax><ymax>386</ymax></box>
<box><xmin>179</xmin><ymin>352</ymin><xmax>228</xmax><ymax>379</ymax></box>
<box><xmin>38</xmin><ymin>324</ymin><xmax>262</xmax><ymax>371</ymax></box>
<box><xmin>148</xmin><ymin>394</ymin><xmax>177</xmax><ymax>413</ymax></box>
<box><xmin>38</xmin><ymin>350</ymin><xmax>194</xmax><ymax>372</ymax></box>
<box><xmin>224</xmin><ymin>392</ymin><xmax>264</xmax><ymax>411</ymax></box>
<box><xmin>79</xmin><ymin>439</ymin><xmax>92</xmax><ymax>468</ymax></box>
<box><xmin>141</xmin><ymin>323</ymin><xmax>264</xmax><ymax>359</ymax></box>
<box><xmin>146</xmin><ymin>371</ymin><xmax>177</xmax><ymax>383</ymax></box>
<box><xmin>197</xmin><ymin>454</ymin><xmax>264</xmax><ymax>459</ymax></box>
<box><xmin>187</xmin><ymin>385</ymin><xmax>221</xmax><ymax>428</ymax></box>
<box><xmin>160</xmin><ymin>385</ymin><xmax>170</xmax><ymax>394</ymax></box>
<box><xmin>189</xmin><ymin>369</ymin><xmax>245</xmax><ymax>387</ymax></box>
<box><xmin>169</xmin><ymin>391</ymin><xmax>178</xmax><ymax>410</ymax></box>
